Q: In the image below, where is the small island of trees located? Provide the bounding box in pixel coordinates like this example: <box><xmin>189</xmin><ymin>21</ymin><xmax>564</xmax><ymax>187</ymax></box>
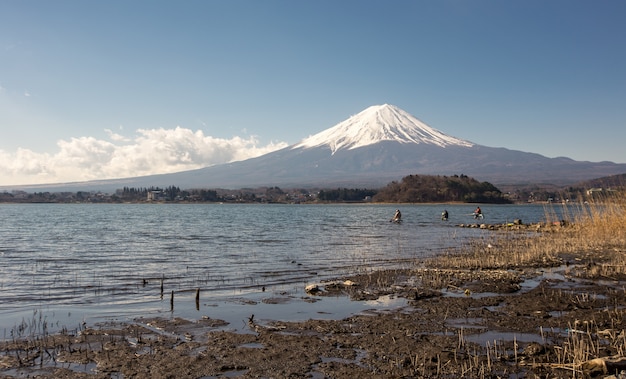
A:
<box><xmin>372</xmin><ymin>174</ymin><xmax>510</xmax><ymax>203</ymax></box>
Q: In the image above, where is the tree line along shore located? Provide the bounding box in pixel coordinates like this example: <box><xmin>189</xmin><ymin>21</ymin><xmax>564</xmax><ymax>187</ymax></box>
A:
<box><xmin>2</xmin><ymin>173</ymin><xmax>619</xmax><ymax>205</ymax></box>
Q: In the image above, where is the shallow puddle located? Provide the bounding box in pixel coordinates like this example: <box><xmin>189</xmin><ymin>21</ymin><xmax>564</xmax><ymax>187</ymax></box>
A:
<box><xmin>204</xmin><ymin>369</ymin><xmax>249</xmax><ymax>378</ymax></box>
<box><xmin>1</xmin><ymin>361</ymin><xmax>103</xmax><ymax>378</ymax></box>
<box><xmin>464</xmin><ymin>330</ymin><xmax>547</xmax><ymax>345</ymax></box>
<box><xmin>238</xmin><ymin>342</ymin><xmax>264</xmax><ymax>349</ymax></box>
<box><xmin>309</xmin><ymin>348</ymin><xmax>368</xmax><ymax>378</ymax></box>
<box><xmin>446</xmin><ymin>317</ymin><xmax>487</xmax><ymax>329</ymax></box>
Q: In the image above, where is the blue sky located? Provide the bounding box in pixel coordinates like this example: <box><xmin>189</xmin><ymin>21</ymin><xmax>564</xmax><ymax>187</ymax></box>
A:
<box><xmin>1</xmin><ymin>0</ymin><xmax>625</xmax><ymax>186</ymax></box>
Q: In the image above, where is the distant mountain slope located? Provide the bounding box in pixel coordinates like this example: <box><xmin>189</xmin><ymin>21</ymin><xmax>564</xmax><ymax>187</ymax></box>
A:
<box><xmin>4</xmin><ymin>104</ymin><xmax>626</xmax><ymax>192</ymax></box>
<box><xmin>571</xmin><ymin>173</ymin><xmax>626</xmax><ymax>189</ymax></box>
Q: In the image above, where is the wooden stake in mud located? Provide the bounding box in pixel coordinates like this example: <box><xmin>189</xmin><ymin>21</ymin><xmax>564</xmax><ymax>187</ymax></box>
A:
<box><xmin>170</xmin><ymin>290</ymin><xmax>174</xmax><ymax>311</ymax></box>
<box><xmin>160</xmin><ymin>277</ymin><xmax>164</xmax><ymax>299</ymax></box>
<box><xmin>195</xmin><ymin>288</ymin><xmax>200</xmax><ymax>311</ymax></box>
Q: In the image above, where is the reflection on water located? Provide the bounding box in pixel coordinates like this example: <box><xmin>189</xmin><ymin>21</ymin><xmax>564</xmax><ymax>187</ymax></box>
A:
<box><xmin>0</xmin><ymin>202</ymin><xmax>571</xmax><ymax>335</ymax></box>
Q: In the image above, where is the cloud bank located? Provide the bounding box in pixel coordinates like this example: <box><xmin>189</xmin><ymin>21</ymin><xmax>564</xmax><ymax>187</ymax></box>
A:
<box><xmin>0</xmin><ymin>127</ymin><xmax>288</xmax><ymax>186</ymax></box>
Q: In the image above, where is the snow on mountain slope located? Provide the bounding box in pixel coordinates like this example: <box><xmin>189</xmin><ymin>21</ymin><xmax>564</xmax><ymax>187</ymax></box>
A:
<box><xmin>293</xmin><ymin>104</ymin><xmax>474</xmax><ymax>154</ymax></box>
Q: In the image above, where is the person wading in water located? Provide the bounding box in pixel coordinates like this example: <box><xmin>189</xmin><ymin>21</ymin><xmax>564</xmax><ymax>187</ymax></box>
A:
<box><xmin>391</xmin><ymin>209</ymin><xmax>402</xmax><ymax>223</ymax></box>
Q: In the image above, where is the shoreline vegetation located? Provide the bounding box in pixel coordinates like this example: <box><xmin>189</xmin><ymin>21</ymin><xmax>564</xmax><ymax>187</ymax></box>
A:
<box><xmin>2</xmin><ymin>194</ymin><xmax>626</xmax><ymax>377</ymax></box>
<box><xmin>3</xmin><ymin>173</ymin><xmax>617</xmax><ymax>205</ymax></box>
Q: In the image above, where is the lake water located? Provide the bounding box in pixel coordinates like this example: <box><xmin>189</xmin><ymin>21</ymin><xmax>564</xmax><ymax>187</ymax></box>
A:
<box><xmin>0</xmin><ymin>202</ymin><xmax>569</xmax><ymax>338</ymax></box>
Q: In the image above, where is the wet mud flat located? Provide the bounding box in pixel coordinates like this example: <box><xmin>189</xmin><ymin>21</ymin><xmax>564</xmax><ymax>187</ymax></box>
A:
<box><xmin>2</xmin><ymin>253</ymin><xmax>626</xmax><ymax>378</ymax></box>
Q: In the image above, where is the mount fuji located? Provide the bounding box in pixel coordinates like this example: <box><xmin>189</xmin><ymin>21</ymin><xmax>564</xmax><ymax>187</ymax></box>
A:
<box><xmin>9</xmin><ymin>104</ymin><xmax>626</xmax><ymax>192</ymax></box>
<box><xmin>293</xmin><ymin>104</ymin><xmax>474</xmax><ymax>152</ymax></box>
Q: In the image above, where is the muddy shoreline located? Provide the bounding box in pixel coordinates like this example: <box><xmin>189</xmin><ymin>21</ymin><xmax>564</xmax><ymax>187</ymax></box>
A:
<box><xmin>2</xmin><ymin>237</ymin><xmax>626</xmax><ymax>378</ymax></box>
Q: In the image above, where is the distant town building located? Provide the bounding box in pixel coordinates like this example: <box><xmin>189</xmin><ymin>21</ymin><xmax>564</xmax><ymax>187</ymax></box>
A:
<box><xmin>147</xmin><ymin>190</ymin><xmax>163</xmax><ymax>201</ymax></box>
<box><xmin>586</xmin><ymin>188</ymin><xmax>617</xmax><ymax>196</ymax></box>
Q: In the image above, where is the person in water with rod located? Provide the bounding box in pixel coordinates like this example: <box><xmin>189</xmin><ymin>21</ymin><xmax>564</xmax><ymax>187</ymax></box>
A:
<box><xmin>473</xmin><ymin>206</ymin><xmax>483</xmax><ymax>219</ymax></box>
<box><xmin>391</xmin><ymin>209</ymin><xmax>402</xmax><ymax>223</ymax></box>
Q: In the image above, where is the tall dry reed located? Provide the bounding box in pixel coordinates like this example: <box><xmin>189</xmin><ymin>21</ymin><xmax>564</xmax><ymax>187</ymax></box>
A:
<box><xmin>428</xmin><ymin>190</ymin><xmax>626</xmax><ymax>272</ymax></box>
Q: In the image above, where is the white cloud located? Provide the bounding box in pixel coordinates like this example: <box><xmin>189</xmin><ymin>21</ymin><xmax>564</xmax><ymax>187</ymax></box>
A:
<box><xmin>104</xmin><ymin>128</ymin><xmax>128</xmax><ymax>142</ymax></box>
<box><xmin>0</xmin><ymin>127</ymin><xmax>288</xmax><ymax>186</ymax></box>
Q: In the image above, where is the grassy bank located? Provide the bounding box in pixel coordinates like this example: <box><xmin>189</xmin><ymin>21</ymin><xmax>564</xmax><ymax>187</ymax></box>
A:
<box><xmin>429</xmin><ymin>192</ymin><xmax>626</xmax><ymax>274</ymax></box>
<box><xmin>412</xmin><ymin>192</ymin><xmax>626</xmax><ymax>377</ymax></box>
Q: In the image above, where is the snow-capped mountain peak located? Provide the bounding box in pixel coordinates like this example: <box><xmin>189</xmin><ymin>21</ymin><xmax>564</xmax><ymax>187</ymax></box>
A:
<box><xmin>293</xmin><ymin>104</ymin><xmax>474</xmax><ymax>154</ymax></box>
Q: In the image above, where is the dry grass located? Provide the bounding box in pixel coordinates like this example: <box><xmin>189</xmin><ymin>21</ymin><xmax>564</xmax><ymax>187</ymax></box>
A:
<box><xmin>426</xmin><ymin>191</ymin><xmax>626</xmax><ymax>274</ymax></box>
<box><xmin>418</xmin><ymin>191</ymin><xmax>626</xmax><ymax>378</ymax></box>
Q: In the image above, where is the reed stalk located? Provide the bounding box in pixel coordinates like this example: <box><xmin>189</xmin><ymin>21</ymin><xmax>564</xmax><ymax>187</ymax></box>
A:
<box><xmin>426</xmin><ymin>190</ymin><xmax>626</xmax><ymax>272</ymax></box>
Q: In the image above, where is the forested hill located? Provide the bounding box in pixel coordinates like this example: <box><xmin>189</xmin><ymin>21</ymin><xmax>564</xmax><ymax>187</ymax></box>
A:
<box><xmin>372</xmin><ymin>174</ymin><xmax>510</xmax><ymax>203</ymax></box>
<box><xmin>571</xmin><ymin>173</ymin><xmax>626</xmax><ymax>190</ymax></box>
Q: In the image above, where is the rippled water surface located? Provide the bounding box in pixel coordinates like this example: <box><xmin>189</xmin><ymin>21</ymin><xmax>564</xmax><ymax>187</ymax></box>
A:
<box><xmin>0</xmin><ymin>202</ymin><xmax>569</xmax><ymax>336</ymax></box>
